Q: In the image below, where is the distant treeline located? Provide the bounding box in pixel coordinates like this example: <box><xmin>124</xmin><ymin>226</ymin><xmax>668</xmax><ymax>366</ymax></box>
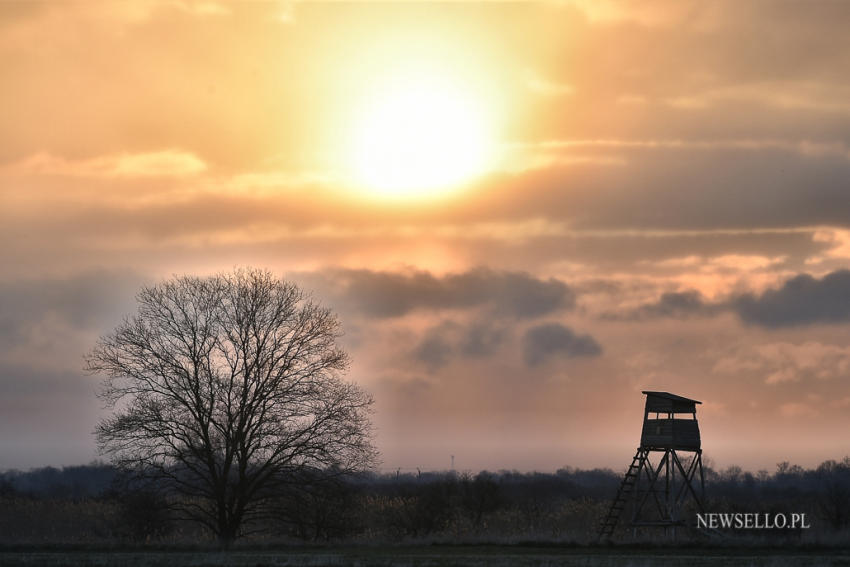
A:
<box><xmin>1</xmin><ymin>458</ymin><xmax>849</xmax><ymax>544</ymax></box>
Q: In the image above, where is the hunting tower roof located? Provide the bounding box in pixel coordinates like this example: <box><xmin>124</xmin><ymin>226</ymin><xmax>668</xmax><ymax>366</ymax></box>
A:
<box><xmin>641</xmin><ymin>391</ymin><xmax>702</xmax><ymax>405</ymax></box>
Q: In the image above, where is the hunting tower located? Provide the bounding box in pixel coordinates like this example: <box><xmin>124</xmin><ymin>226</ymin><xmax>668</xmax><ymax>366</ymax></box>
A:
<box><xmin>598</xmin><ymin>391</ymin><xmax>706</xmax><ymax>539</ymax></box>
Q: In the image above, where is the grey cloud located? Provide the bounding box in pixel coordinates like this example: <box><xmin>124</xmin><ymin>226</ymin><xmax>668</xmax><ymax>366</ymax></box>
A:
<box><xmin>414</xmin><ymin>328</ymin><xmax>456</xmax><ymax>373</ymax></box>
<box><xmin>0</xmin><ymin>270</ymin><xmax>145</xmax><ymax>346</ymax></box>
<box><xmin>414</xmin><ymin>336</ymin><xmax>454</xmax><ymax>372</ymax></box>
<box><xmin>734</xmin><ymin>270</ymin><xmax>850</xmax><ymax>327</ymax></box>
<box><xmin>330</xmin><ymin>268</ymin><xmax>575</xmax><ymax>319</ymax></box>
<box><xmin>608</xmin><ymin>270</ymin><xmax>850</xmax><ymax>328</ymax></box>
<box><xmin>647</xmin><ymin>291</ymin><xmax>710</xmax><ymax>317</ymax></box>
<box><xmin>460</xmin><ymin>321</ymin><xmax>507</xmax><ymax>357</ymax></box>
<box><xmin>413</xmin><ymin>320</ymin><xmax>508</xmax><ymax>371</ymax></box>
<box><xmin>522</xmin><ymin>323</ymin><xmax>602</xmax><ymax>366</ymax></box>
<box><xmin>467</xmin><ymin>148</ymin><xmax>850</xmax><ymax>233</ymax></box>
<box><xmin>608</xmin><ymin>290</ymin><xmax>724</xmax><ymax>321</ymax></box>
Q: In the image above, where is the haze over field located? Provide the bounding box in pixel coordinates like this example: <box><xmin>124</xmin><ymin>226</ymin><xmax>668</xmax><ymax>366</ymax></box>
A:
<box><xmin>2</xmin><ymin>1</ymin><xmax>850</xmax><ymax>472</ymax></box>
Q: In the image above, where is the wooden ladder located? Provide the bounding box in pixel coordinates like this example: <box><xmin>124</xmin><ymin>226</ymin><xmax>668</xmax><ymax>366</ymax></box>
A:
<box><xmin>598</xmin><ymin>448</ymin><xmax>645</xmax><ymax>540</ymax></box>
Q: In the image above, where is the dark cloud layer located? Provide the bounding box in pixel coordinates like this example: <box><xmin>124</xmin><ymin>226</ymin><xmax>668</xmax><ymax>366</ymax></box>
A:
<box><xmin>331</xmin><ymin>268</ymin><xmax>575</xmax><ymax>319</ymax></box>
<box><xmin>522</xmin><ymin>323</ymin><xmax>602</xmax><ymax>366</ymax></box>
<box><xmin>735</xmin><ymin>270</ymin><xmax>850</xmax><ymax>328</ymax></box>
<box><xmin>463</xmin><ymin>149</ymin><xmax>850</xmax><ymax>233</ymax></box>
<box><xmin>607</xmin><ymin>270</ymin><xmax>850</xmax><ymax>329</ymax></box>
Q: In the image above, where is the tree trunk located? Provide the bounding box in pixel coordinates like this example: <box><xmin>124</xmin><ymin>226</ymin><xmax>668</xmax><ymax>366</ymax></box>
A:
<box><xmin>218</xmin><ymin>522</ymin><xmax>239</xmax><ymax>548</ymax></box>
<box><xmin>217</xmin><ymin>504</ymin><xmax>241</xmax><ymax>548</ymax></box>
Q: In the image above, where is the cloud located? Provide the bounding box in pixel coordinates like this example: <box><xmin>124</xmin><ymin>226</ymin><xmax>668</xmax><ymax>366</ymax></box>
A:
<box><xmin>525</xmin><ymin>70</ymin><xmax>575</xmax><ymax>96</ymax></box>
<box><xmin>619</xmin><ymin>290</ymin><xmax>722</xmax><ymax>320</ymax></box>
<box><xmin>413</xmin><ymin>332</ymin><xmax>454</xmax><ymax>372</ymax></box>
<box><xmin>0</xmin><ymin>271</ymin><xmax>146</xmax><ymax>467</ymax></box>
<box><xmin>506</xmin><ymin>138</ymin><xmax>850</xmax><ymax>184</ymax></box>
<box><xmin>811</xmin><ymin>228</ymin><xmax>850</xmax><ymax>261</ymax></box>
<box><xmin>12</xmin><ymin>150</ymin><xmax>207</xmax><ymax>178</ymax></box>
<box><xmin>779</xmin><ymin>402</ymin><xmax>818</xmax><ymax>418</ymax></box>
<box><xmin>605</xmin><ymin>268</ymin><xmax>850</xmax><ymax>326</ymax></box>
<box><xmin>412</xmin><ymin>320</ymin><xmax>508</xmax><ymax>371</ymax></box>
<box><xmin>460</xmin><ymin>320</ymin><xmax>507</xmax><ymax>357</ymax></box>
<box><xmin>172</xmin><ymin>1</ymin><xmax>231</xmax><ymax>17</ymax></box>
<box><xmin>327</xmin><ymin>267</ymin><xmax>575</xmax><ymax>319</ymax></box>
<box><xmin>460</xmin><ymin>146</ymin><xmax>850</xmax><ymax>235</ymax></box>
<box><xmin>0</xmin><ymin>270</ymin><xmax>144</xmax><ymax>342</ymax></box>
<box><xmin>733</xmin><ymin>270</ymin><xmax>850</xmax><ymax>327</ymax></box>
<box><xmin>0</xmin><ymin>270</ymin><xmax>145</xmax><ymax>374</ymax></box>
<box><xmin>520</xmin><ymin>138</ymin><xmax>850</xmax><ymax>160</ymax></box>
<box><xmin>662</xmin><ymin>83</ymin><xmax>850</xmax><ymax>115</ymax></box>
<box><xmin>713</xmin><ymin>341</ymin><xmax>850</xmax><ymax>385</ymax></box>
<box><xmin>522</xmin><ymin>323</ymin><xmax>602</xmax><ymax>366</ymax></box>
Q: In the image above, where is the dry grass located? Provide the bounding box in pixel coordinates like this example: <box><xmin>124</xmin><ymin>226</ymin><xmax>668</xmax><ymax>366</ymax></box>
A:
<box><xmin>1</xmin><ymin>547</ymin><xmax>849</xmax><ymax>567</ymax></box>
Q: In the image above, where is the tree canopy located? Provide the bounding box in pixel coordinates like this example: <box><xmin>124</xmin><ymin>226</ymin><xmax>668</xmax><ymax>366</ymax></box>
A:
<box><xmin>86</xmin><ymin>268</ymin><xmax>377</xmax><ymax>543</ymax></box>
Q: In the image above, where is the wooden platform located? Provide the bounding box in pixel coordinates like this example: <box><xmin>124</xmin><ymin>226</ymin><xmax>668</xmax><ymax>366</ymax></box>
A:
<box><xmin>640</xmin><ymin>418</ymin><xmax>701</xmax><ymax>450</ymax></box>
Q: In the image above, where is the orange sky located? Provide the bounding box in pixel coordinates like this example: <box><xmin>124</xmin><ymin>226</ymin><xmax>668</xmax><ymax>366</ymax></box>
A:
<box><xmin>3</xmin><ymin>1</ymin><xmax>850</xmax><ymax>473</ymax></box>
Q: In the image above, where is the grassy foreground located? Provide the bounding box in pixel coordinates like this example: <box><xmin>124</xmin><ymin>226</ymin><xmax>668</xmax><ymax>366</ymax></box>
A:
<box><xmin>1</xmin><ymin>545</ymin><xmax>850</xmax><ymax>567</ymax></box>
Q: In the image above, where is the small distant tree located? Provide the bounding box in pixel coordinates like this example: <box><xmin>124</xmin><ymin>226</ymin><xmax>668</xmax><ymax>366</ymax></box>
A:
<box><xmin>462</xmin><ymin>472</ymin><xmax>501</xmax><ymax>526</ymax></box>
<box><xmin>816</xmin><ymin>459</ymin><xmax>850</xmax><ymax>530</ymax></box>
<box><xmin>86</xmin><ymin>268</ymin><xmax>377</xmax><ymax>544</ymax></box>
<box><xmin>0</xmin><ymin>475</ymin><xmax>15</xmax><ymax>499</ymax></box>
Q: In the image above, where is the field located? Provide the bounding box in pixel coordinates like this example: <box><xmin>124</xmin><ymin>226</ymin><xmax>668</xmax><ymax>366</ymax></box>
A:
<box><xmin>1</xmin><ymin>546</ymin><xmax>850</xmax><ymax>567</ymax></box>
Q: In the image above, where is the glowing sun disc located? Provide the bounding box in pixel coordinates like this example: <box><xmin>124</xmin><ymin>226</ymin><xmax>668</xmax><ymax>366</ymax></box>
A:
<box><xmin>349</xmin><ymin>74</ymin><xmax>493</xmax><ymax>199</ymax></box>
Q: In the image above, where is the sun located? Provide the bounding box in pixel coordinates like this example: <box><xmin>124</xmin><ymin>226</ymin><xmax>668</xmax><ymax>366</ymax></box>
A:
<box><xmin>347</xmin><ymin>71</ymin><xmax>495</xmax><ymax>200</ymax></box>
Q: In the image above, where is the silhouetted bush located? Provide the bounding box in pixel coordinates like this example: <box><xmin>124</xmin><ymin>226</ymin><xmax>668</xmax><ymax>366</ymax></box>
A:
<box><xmin>815</xmin><ymin>458</ymin><xmax>850</xmax><ymax>530</ymax></box>
<box><xmin>462</xmin><ymin>472</ymin><xmax>501</xmax><ymax>527</ymax></box>
<box><xmin>0</xmin><ymin>476</ymin><xmax>16</xmax><ymax>498</ymax></box>
<box><xmin>270</xmin><ymin>473</ymin><xmax>364</xmax><ymax>541</ymax></box>
<box><xmin>114</xmin><ymin>488</ymin><xmax>174</xmax><ymax>541</ymax></box>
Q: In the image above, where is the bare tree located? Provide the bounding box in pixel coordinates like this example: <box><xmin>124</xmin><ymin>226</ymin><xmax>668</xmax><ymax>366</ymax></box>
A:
<box><xmin>86</xmin><ymin>268</ymin><xmax>377</xmax><ymax>544</ymax></box>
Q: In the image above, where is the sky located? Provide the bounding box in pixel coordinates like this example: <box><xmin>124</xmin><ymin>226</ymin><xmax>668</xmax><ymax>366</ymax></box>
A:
<box><xmin>2</xmin><ymin>1</ymin><xmax>850</xmax><ymax>473</ymax></box>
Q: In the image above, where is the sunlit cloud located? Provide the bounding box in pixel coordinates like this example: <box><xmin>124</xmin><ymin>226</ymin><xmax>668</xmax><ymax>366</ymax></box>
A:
<box><xmin>172</xmin><ymin>1</ymin><xmax>230</xmax><ymax>17</ymax></box>
<box><xmin>10</xmin><ymin>150</ymin><xmax>207</xmax><ymax>178</ymax></box>
<box><xmin>664</xmin><ymin>82</ymin><xmax>850</xmax><ymax>115</ymax></box>
<box><xmin>811</xmin><ymin>229</ymin><xmax>850</xmax><ymax>260</ymax></box>
<box><xmin>649</xmin><ymin>254</ymin><xmax>787</xmax><ymax>272</ymax></box>
<box><xmin>524</xmin><ymin>69</ymin><xmax>575</xmax><ymax>97</ymax></box>
<box><xmin>517</xmin><ymin>138</ymin><xmax>850</xmax><ymax>160</ymax></box>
